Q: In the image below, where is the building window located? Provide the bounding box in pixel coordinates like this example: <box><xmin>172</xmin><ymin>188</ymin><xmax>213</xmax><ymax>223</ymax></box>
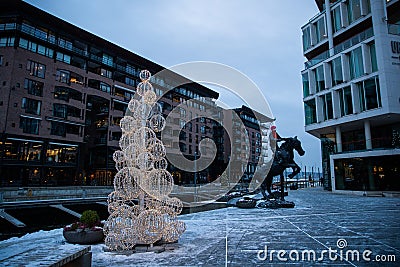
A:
<box><xmin>314</xmin><ymin>17</ymin><xmax>326</xmax><ymax>43</ymax></box>
<box><xmin>53</xmin><ymin>103</ymin><xmax>81</xmax><ymax>119</ymax></box>
<box><xmin>126</xmin><ymin>64</ymin><xmax>136</xmax><ymax>75</ymax></box>
<box><xmin>302</xmin><ymin>73</ymin><xmax>310</xmax><ymax>97</ymax></box>
<box><xmin>46</xmin><ymin>144</ymin><xmax>77</xmax><ymax>164</ymax></box>
<box><xmin>101</xmin><ymin>68</ymin><xmax>112</xmax><ymax>79</ymax></box>
<box><xmin>54</xmin><ymin>86</ymin><xmax>82</xmax><ymax>102</ymax></box>
<box><xmin>359</xmin><ymin>76</ymin><xmax>381</xmax><ymax>111</ymax></box>
<box><xmin>50</xmin><ymin>122</ymin><xmax>80</xmax><ymax>137</ymax></box>
<box><xmin>332</xmin><ymin>7</ymin><xmax>342</xmax><ymax>33</ymax></box>
<box><xmin>27</xmin><ymin>60</ymin><xmax>46</xmax><ymax>78</ymax></box>
<box><xmin>100</xmin><ymin>82</ymin><xmax>111</xmax><ymax>93</ymax></box>
<box><xmin>58</xmin><ymin>37</ymin><xmax>72</xmax><ymax>50</ymax></box>
<box><xmin>53</xmin><ymin>103</ymin><xmax>67</xmax><ymax>118</ymax></box>
<box><xmin>19</xmin><ymin>117</ymin><xmax>40</xmax><ymax>134</ymax></box>
<box><xmin>125</xmin><ymin>77</ymin><xmax>135</xmax><ymax>86</ymax></box>
<box><xmin>338</xmin><ymin>86</ymin><xmax>353</xmax><ymax>116</ymax></box>
<box><xmin>314</xmin><ymin>65</ymin><xmax>325</xmax><ymax>92</ymax></box>
<box><xmin>102</xmin><ymin>53</ymin><xmax>113</xmax><ymax>67</ymax></box>
<box><xmin>56</xmin><ymin>52</ymin><xmax>71</xmax><ymax>64</ymax></box>
<box><xmin>0</xmin><ymin>36</ymin><xmax>15</xmax><ymax>47</ymax></box>
<box><xmin>304</xmin><ymin>99</ymin><xmax>317</xmax><ymax>125</ymax></box>
<box><xmin>348</xmin><ymin>0</ymin><xmax>362</xmax><ymax>24</ymax></box>
<box><xmin>349</xmin><ymin>47</ymin><xmax>364</xmax><ymax>80</ymax></box>
<box><xmin>0</xmin><ymin>55</ymin><xmax>3</xmax><ymax>66</ymax></box>
<box><xmin>24</xmin><ymin>79</ymin><xmax>43</xmax><ymax>97</ymax></box>
<box><xmin>51</xmin><ymin>122</ymin><xmax>66</xmax><ymax>136</ymax></box>
<box><xmin>331</xmin><ymin>57</ymin><xmax>343</xmax><ymax>86</ymax></box>
<box><xmin>56</xmin><ymin>69</ymin><xmax>70</xmax><ymax>84</ymax></box>
<box><xmin>369</xmin><ymin>42</ymin><xmax>378</xmax><ymax>72</ymax></box>
<box><xmin>321</xmin><ymin>93</ymin><xmax>333</xmax><ymax>121</ymax></box>
<box><xmin>3</xmin><ymin>139</ymin><xmax>43</xmax><ymax>161</ymax></box>
<box><xmin>113</xmin><ymin>101</ymin><xmax>127</xmax><ymax>112</ymax></box>
<box><xmin>342</xmin><ymin>129</ymin><xmax>366</xmax><ymax>152</ymax></box>
<box><xmin>19</xmin><ymin>38</ymin><xmax>53</xmax><ymax>58</ymax></box>
<box><xmin>302</xmin><ymin>27</ymin><xmax>311</xmax><ymax>51</ymax></box>
<box><xmin>22</xmin><ymin>98</ymin><xmax>41</xmax><ymax>115</ymax></box>
<box><xmin>88</xmin><ymin>79</ymin><xmax>111</xmax><ymax>93</ymax></box>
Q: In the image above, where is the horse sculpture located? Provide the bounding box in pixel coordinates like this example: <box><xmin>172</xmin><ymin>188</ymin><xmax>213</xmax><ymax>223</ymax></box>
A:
<box><xmin>260</xmin><ymin>136</ymin><xmax>305</xmax><ymax>200</ymax></box>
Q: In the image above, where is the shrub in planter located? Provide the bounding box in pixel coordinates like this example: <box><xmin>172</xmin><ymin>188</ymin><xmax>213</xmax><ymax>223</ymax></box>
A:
<box><xmin>63</xmin><ymin>210</ymin><xmax>104</xmax><ymax>244</ymax></box>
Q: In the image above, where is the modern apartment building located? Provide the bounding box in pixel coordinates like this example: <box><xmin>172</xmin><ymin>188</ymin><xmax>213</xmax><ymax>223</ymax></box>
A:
<box><xmin>0</xmin><ymin>0</ymin><xmax>221</xmax><ymax>190</ymax></box>
<box><xmin>301</xmin><ymin>0</ymin><xmax>400</xmax><ymax>192</ymax></box>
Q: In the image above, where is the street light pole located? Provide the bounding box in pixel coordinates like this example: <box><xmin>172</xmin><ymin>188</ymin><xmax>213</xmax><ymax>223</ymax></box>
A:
<box><xmin>194</xmin><ymin>152</ymin><xmax>197</xmax><ymax>202</ymax></box>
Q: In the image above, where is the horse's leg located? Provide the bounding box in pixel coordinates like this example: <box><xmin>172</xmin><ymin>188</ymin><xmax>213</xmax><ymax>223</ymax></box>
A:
<box><xmin>265</xmin><ymin>174</ymin><xmax>273</xmax><ymax>197</ymax></box>
<box><xmin>279</xmin><ymin>172</ymin><xmax>285</xmax><ymax>201</ymax></box>
<box><xmin>260</xmin><ymin>178</ymin><xmax>269</xmax><ymax>200</ymax></box>
<box><xmin>288</xmin><ymin>163</ymin><xmax>301</xmax><ymax>179</ymax></box>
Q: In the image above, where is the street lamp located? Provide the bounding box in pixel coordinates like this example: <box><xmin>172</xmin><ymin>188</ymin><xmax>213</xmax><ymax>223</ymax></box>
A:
<box><xmin>194</xmin><ymin>152</ymin><xmax>198</xmax><ymax>202</ymax></box>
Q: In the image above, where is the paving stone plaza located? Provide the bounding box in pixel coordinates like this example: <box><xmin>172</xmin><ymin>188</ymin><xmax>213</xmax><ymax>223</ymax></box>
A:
<box><xmin>1</xmin><ymin>187</ymin><xmax>399</xmax><ymax>266</ymax></box>
<box><xmin>90</xmin><ymin>187</ymin><xmax>399</xmax><ymax>266</ymax></box>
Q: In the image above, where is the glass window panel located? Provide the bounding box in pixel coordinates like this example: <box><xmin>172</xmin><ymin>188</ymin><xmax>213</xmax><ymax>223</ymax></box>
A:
<box><xmin>370</xmin><ymin>42</ymin><xmax>378</xmax><ymax>72</ymax></box>
<box><xmin>348</xmin><ymin>0</ymin><xmax>362</xmax><ymax>23</ymax></box>
<box><xmin>304</xmin><ymin>99</ymin><xmax>317</xmax><ymax>125</ymax></box>
<box><xmin>315</xmin><ymin>65</ymin><xmax>325</xmax><ymax>92</ymax></box>
<box><xmin>302</xmin><ymin>73</ymin><xmax>310</xmax><ymax>97</ymax></box>
<box><xmin>350</xmin><ymin>47</ymin><xmax>363</xmax><ymax>79</ymax></box>
<box><xmin>302</xmin><ymin>27</ymin><xmax>311</xmax><ymax>51</ymax></box>
<box><xmin>331</xmin><ymin>57</ymin><xmax>343</xmax><ymax>86</ymax></box>
<box><xmin>364</xmin><ymin>78</ymin><xmax>379</xmax><ymax>110</ymax></box>
<box><xmin>332</xmin><ymin>7</ymin><xmax>342</xmax><ymax>33</ymax></box>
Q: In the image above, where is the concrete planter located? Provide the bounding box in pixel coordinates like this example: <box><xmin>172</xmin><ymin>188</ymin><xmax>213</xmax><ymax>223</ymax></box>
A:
<box><xmin>63</xmin><ymin>229</ymin><xmax>104</xmax><ymax>244</ymax></box>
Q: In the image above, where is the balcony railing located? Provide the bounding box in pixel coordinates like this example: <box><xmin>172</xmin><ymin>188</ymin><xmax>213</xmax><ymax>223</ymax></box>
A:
<box><xmin>333</xmin><ymin>28</ymin><xmax>374</xmax><ymax>55</ymax></box>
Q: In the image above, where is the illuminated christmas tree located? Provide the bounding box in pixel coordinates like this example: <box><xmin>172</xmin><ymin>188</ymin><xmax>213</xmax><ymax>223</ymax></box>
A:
<box><xmin>104</xmin><ymin>70</ymin><xmax>185</xmax><ymax>251</ymax></box>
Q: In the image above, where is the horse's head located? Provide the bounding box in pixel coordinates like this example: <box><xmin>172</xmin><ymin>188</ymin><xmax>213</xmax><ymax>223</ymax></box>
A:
<box><xmin>289</xmin><ymin>136</ymin><xmax>305</xmax><ymax>156</ymax></box>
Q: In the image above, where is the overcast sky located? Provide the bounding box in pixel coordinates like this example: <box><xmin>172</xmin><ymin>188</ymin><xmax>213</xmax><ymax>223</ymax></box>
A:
<box><xmin>25</xmin><ymin>0</ymin><xmax>322</xmax><ymax>172</ymax></box>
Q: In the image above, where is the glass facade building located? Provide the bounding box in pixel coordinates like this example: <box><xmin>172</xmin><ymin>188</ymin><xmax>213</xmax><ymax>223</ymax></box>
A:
<box><xmin>301</xmin><ymin>0</ymin><xmax>400</xmax><ymax>192</ymax></box>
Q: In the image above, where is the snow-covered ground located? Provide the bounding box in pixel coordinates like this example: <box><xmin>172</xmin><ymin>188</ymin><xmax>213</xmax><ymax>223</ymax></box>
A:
<box><xmin>1</xmin><ymin>188</ymin><xmax>399</xmax><ymax>266</ymax></box>
<box><xmin>0</xmin><ymin>208</ymin><xmax>233</xmax><ymax>267</ymax></box>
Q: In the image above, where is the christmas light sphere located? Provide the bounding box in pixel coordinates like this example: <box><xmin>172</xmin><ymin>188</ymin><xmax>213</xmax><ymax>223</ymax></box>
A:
<box><xmin>135</xmin><ymin>209</ymin><xmax>163</xmax><ymax>244</ymax></box>
<box><xmin>139</xmin><ymin>69</ymin><xmax>151</xmax><ymax>81</ymax></box>
<box><xmin>120</xmin><ymin>116</ymin><xmax>138</xmax><ymax>133</ymax></box>
<box><xmin>141</xmin><ymin>169</ymin><xmax>174</xmax><ymax>199</ymax></box>
<box><xmin>143</xmin><ymin>90</ymin><xmax>157</xmax><ymax>105</ymax></box>
<box><xmin>149</xmin><ymin>114</ymin><xmax>166</xmax><ymax>132</ymax></box>
<box><xmin>164</xmin><ymin>197</ymin><xmax>183</xmax><ymax>216</ymax></box>
<box><xmin>163</xmin><ymin>221</ymin><xmax>185</xmax><ymax>243</ymax></box>
<box><xmin>113</xmin><ymin>150</ymin><xmax>125</xmax><ymax>163</ymax></box>
<box><xmin>137</xmin><ymin>81</ymin><xmax>153</xmax><ymax>96</ymax></box>
<box><xmin>128</xmin><ymin>99</ymin><xmax>141</xmax><ymax>113</ymax></box>
<box><xmin>115</xmin><ymin>160</ymin><xmax>127</xmax><ymax>171</ymax></box>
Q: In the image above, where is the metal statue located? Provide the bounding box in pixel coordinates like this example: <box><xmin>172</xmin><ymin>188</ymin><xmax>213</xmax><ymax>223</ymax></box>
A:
<box><xmin>260</xmin><ymin>136</ymin><xmax>305</xmax><ymax>200</ymax></box>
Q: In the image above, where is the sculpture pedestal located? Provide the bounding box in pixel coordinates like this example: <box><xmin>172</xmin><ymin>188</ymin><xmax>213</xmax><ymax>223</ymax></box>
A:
<box><xmin>256</xmin><ymin>199</ymin><xmax>295</xmax><ymax>209</ymax></box>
